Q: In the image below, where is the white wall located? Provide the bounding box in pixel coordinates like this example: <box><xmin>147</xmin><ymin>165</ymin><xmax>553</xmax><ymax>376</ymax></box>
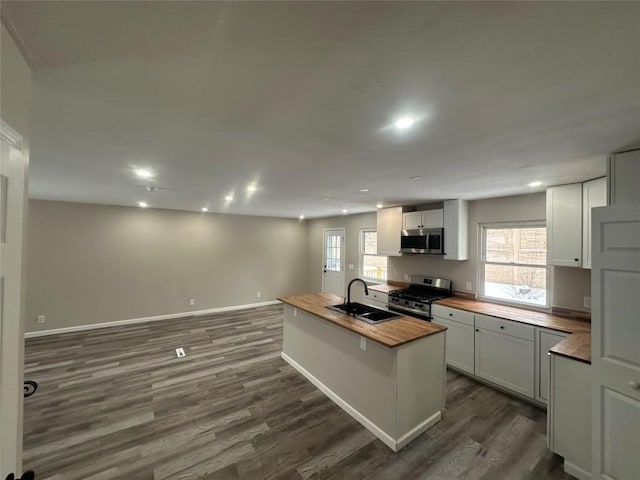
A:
<box><xmin>25</xmin><ymin>200</ymin><xmax>310</xmax><ymax>332</ymax></box>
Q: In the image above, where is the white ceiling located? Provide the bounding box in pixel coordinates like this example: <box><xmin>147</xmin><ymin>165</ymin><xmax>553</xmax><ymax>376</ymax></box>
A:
<box><xmin>2</xmin><ymin>1</ymin><xmax>639</xmax><ymax>218</ymax></box>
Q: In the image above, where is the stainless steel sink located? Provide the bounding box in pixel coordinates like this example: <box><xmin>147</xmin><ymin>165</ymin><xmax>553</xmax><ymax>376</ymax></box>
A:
<box><xmin>326</xmin><ymin>302</ymin><xmax>403</xmax><ymax>324</ymax></box>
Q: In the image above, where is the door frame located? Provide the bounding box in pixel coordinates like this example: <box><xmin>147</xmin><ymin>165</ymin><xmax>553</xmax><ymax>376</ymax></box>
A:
<box><xmin>0</xmin><ymin>119</ymin><xmax>27</xmax><ymax>477</ymax></box>
<box><xmin>321</xmin><ymin>227</ymin><xmax>345</xmax><ymax>297</ymax></box>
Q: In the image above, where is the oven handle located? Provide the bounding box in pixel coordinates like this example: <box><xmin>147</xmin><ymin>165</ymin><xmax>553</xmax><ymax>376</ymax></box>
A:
<box><xmin>388</xmin><ymin>303</ymin><xmax>432</xmax><ymax>320</ymax></box>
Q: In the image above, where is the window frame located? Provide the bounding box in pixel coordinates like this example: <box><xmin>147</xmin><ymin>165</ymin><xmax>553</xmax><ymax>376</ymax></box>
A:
<box><xmin>359</xmin><ymin>228</ymin><xmax>387</xmax><ymax>284</ymax></box>
<box><xmin>478</xmin><ymin>221</ymin><xmax>552</xmax><ymax>311</ymax></box>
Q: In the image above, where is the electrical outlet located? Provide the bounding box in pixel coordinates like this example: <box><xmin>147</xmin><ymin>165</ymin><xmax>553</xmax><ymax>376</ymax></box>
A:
<box><xmin>175</xmin><ymin>347</ymin><xmax>186</xmax><ymax>358</ymax></box>
<box><xmin>256</xmin><ymin>291</ymin><xmax>261</xmax><ymax>298</ymax></box>
<box><xmin>584</xmin><ymin>296</ymin><xmax>591</xmax><ymax>308</ymax></box>
<box><xmin>189</xmin><ymin>298</ymin><xmax>195</xmax><ymax>306</ymax></box>
<box><xmin>403</xmin><ymin>274</ymin><xmax>409</xmax><ymax>281</ymax></box>
<box><xmin>348</xmin><ymin>264</ymin><xmax>355</xmax><ymax>271</ymax></box>
<box><xmin>36</xmin><ymin>315</ymin><xmax>45</xmax><ymax>324</ymax></box>
<box><xmin>465</xmin><ymin>281</ymin><xmax>473</xmax><ymax>291</ymax></box>
<box><xmin>360</xmin><ymin>336</ymin><xmax>367</xmax><ymax>351</ymax></box>
<box><xmin>293</xmin><ymin>307</ymin><xmax>298</xmax><ymax>317</ymax></box>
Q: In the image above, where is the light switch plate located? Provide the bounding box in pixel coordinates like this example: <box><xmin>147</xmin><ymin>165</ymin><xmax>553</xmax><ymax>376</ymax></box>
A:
<box><xmin>348</xmin><ymin>264</ymin><xmax>355</xmax><ymax>271</ymax></box>
<box><xmin>584</xmin><ymin>296</ymin><xmax>591</xmax><ymax>308</ymax></box>
<box><xmin>465</xmin><ymin>281</ymin><xmax>472</xmax><ymax>291</ymax></box>
<box><xmin>293</xmin><ymin>307</ymin><xmax>298</xmax><ymax>317</ymax></box>
<box><xmin>360</xmin><ymin>336</ymin><xmax>367</xmax><ymax>351</ymax></box>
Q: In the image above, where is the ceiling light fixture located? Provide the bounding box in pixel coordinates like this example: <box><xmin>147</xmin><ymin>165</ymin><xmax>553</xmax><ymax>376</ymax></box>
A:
<box><xmin>201</xmin><ymin>207</ymin><xmax>209</xmax><ymax>212</ymax></box>
<box><xmin>358</xmin><ymin>188</ymin><xmax>369</xmax><ymax>193</ymax></box>
<box><xmin>225</xmin><ymin>195</ymin><xmax>234</xmax><ymax>202</ymax></box>
<box><xmin>376</xmin><ymin>203</ymin><xmax>384</xmax><ymax>209</ymax></box>
<box><xmin>138</xmin><ymin>201</ymin><xmax>148</xmax><ymax>208</ymax></box>
<box><xmin>410</xmin><ymin>176</ymin><xmax>423</xmax><ymax>181</ymax></box>
<box><xmin>247</xmin><ymin>184</ymin><xmax>257</xmax><ymax>193</ymax></box>
<box><xmin>299</xmin><ymin>214</ymin><xmax>305</xmax><ymax>220</ymax></box>
<box><xmin>342</xmin><ymin>209</ymin><xmax>348</xmax><ymax>214</ymax></box>
<box><xmin>135</xmin><ymin>168</ymin><xmax>154</xmax><ymax>179</ymax></box>
<box><xmin>528</xmin><ymin>181</ymin><xmax>543</xmax><ymax>187</ymax></box>
<box><xmin>394</xmin><ymin>116</ymin><xmax>415</xmax><ymax>130</ymax></box>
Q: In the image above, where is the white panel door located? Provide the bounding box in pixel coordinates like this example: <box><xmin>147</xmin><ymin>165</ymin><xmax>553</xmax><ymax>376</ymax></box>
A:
<box><xmin>0</xmin><ymin>121</ymin><xmax>27</xmax><ymax>477</ymax></box>
<box><xmin>322</xmin><ymin>228</ymin><xmax>345</xmax><ymax>298</ymax></box>
<box><xmin>591</xmin><ymin>205</ymin><xmax>640</xmax><ymax>480</ymax></box>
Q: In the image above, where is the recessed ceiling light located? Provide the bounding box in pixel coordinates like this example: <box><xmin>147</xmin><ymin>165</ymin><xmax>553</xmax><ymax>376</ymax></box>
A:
<box><xmin>299</xmin><ymin>214</ymin><xmax>305</xmax><ymax>220</ymax></box>
<box><xmin>138</xmin><ymin>201</ymin><xmax>148</xmax><ymax>208</ymax></box>
<box><xmin>342</xmin><ymin>209</ymin><xmax>348</xmax><ymax>214</ymax></box>
<box><xmin>145</xmin><ymin>185</ymin><xmax>158</xmax><ymax>192</ymax></box>
<box><xmin>376</xmin><ymin>203</ymin><xmax>384</xmax><ymax>209</ymax></box>
<box><xmin>358</xmin><ymin>188</ymin><xmax>369</xmax><ymax>193</ymax></box>
<box><xmin>410</xmin><ymin>176</ymin><xmax>423</xmax><ymax>181</ymax></box>
<box><xmin>135</xmin><ymin>168</ymin><xmax>154</xmax><ymax>179</ymax></box>
<box><xmin>225</xmin><ymin>195</ymin><xmax>234</xmax><ymax>201</ymax></box>
<box><xmin>528</xmin><ymin>181</ymin><xmax>543</xmax><ymax>187</ymax></box>
<box><xmin>394</xmin><ymin>116</ymin><xmax>415</xmax><ymax>130</ymax></box>
<box><xmin>201</xmin><ymin>207</ymin><xmax>209</xmax><ymax>212</ymax></box>
<box><xmin>247</xmin><ymin>184</ymin><xmax>257</xmax><ymax>193</ymax></box>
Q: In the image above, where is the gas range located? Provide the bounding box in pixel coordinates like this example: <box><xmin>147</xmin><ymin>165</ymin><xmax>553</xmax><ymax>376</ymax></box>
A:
<box><xmin>388</xmin><ymin>275</ymin><xmax>453</xmax><ymax>321</ymax></box>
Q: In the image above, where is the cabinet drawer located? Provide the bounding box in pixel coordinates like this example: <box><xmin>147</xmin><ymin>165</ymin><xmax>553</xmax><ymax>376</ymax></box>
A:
<box><xmin>475</xmin><ymin>314</ymin><xmax>534</xmax><ymax>341</ymax></box>
<box><xmin>432</xmin><ymin>305</ymin><xmax>474</xmax><ymax>326</ymax></box>
<box><xmin>369</xmin><ymin>291</ymin><xmax>388</xmax><ymax>304</ymax></box>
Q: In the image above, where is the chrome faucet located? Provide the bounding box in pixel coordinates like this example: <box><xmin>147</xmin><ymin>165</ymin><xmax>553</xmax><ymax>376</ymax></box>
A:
<box><xmin>347</xmin><ymin>278</ymin><xmax>369</xmax><ymax>305</ymax></box>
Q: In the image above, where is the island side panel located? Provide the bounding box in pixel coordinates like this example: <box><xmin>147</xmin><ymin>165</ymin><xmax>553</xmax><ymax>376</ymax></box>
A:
<box><xmin>396</xmin><ymin>330</ymin><xmax>446</xmax><ymax>447</ymax></box>
<box><xmin>282</xmin><ymin>305</ymin><xmax>398</xmax><ymax>441</ymax></box>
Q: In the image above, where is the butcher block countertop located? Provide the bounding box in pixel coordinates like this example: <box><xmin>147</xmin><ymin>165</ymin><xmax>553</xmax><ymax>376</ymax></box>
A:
<box><xmin>435</xmin><ymin>296</ymin><xmax>591</xmax><ymax>363</ymax></box>
<box><xmin>368</xmin><ymin>283</ymin><xmax>405</xmax><ymax>294</ymax></box>
<box><xmin>278</xmin><ymin>292</ymin><xmax>446</xmax><ymax>348</ymax></box>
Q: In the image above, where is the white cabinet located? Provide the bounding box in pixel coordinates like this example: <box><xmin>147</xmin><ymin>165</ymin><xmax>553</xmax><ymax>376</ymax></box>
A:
<box><xmin>474</xmin><ymin>314</ymin><xmax>535</xmax><ymax>398</ymax></box>
<box><xmin>547</xmin><ymin>183</ymin><xmax>583</xmax><ymax>267</ymax></box>
<box><xmin>365</xmin><ymin>290</ymin><xmax>388</xmax><ymax>308</ymax></box>
<box><xmin>432</xmin><ymin>304</ymin><xmax>475</xmax><ymax>375</ymax></box>
<box><xmin>536</xmin><ymin>329</ymin><xmax>567</xmax><ymax>404</ymax></box>
<box><xmin>376</xmin><ymin>207</ymin><xmax>402</xmax><ymax>256</ymax></box>
<box><xmin>582</xmin><ymin>177</ymin><xmax>607</xmax><ymax>269</ymax></box>
<box><xmin>402</xmin><ymin>209</ymin><xmax>443</xmax><ymax>230</ymax></box>
<box><xmin>443</xmin><ymin>199</ymin><xmax>468</xmax><ymax>261</ymax></box>
<box><xmin>548</xmin><ymin>354</ymin><xmax>591</xmax><ymax>480</ymax></box>
<box><xmin>608</xmin><ymin>148</ymin><xmax>640</xmax><ymax>205</ymax></box>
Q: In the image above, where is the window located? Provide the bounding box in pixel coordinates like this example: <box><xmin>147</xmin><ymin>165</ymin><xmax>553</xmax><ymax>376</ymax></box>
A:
<box><xmin>480</xmin><ymin>224</ymin><xmax>549</xmax><ymax>308</ymax></box>
<box><xmin>360</xmin><ymin>229</ymin><xmax>388</xmax><ymax>282</ymax></box>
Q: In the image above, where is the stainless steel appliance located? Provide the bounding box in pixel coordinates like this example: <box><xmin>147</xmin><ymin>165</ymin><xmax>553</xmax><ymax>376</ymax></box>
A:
<box><xmin>388</xmin><ymin>275</ymin><xmax>453</xmax><ymax>321</ymax></box>
<box><xmin>400</xmin><ymin>228</ymin><xmax>444</xmax><ymax>254</ymax></box>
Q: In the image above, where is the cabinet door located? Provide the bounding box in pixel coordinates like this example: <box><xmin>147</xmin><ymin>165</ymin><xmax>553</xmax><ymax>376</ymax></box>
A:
<box><xmin>443</xmin><ymin>199</ymin><xmax>469</xmax><ymax>261</ymax></box>
<box><xmin>608</xmin><ymin>149</ymin><xmax>640</xmax><ymax>205</ymax></box>
<box><xmin>433</xmin><ymin>317</ymin><xmax>474</xmax><ymax>374</ymax></box>
<box><xmin>582</xmin><ymin>177</ymin><xmax>607</xmax><ymax>269</ymax></box>
<box><xmin>422</xmin><ymin>209</ymin><xmax>444</xmax><ymax>228</ymax></box>
<box><xmin>402</xmin><ymin>211</ymin><xmax>423</xmax><ymax>229</ymax></box>
<box><xmin>537</xmin><ymin>330</ymin><xmax>567</xmax><ymax>403</ymax></box>
<box><xmin>475</xmin><ymin>328</ymin><xmax>535</xmax><ymax>398</ymax></box>
<box><xmin>377</xmin><ymin>207</ymin><xmax>403</xmax><ymax>256</ymax></box>
<box><xmin>546</xmin><ymin>183</ymin><xmax>583</xmax><ymax>267</ymax></box>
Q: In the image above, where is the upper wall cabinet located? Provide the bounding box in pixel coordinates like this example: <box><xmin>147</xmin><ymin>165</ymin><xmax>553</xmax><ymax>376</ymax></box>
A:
<box><xmin>377</xmin><ymin>207</ymin><xmax>403</xmax><ymax>256</ymax></box>
<box><xmin>402</xmin><ymin>209</ymin><xmax>443</xmax><ymax>229</ymax></box>
<box><xmin>547</xmin><ymin>183</ymin><xmax>583</xmax><ymax>267</ymax></box>
<box><xmin>582</xmin><ymin>177</ymin><xmax>607</xmax><ymax>269</ymax></box>
<box><xmin>546</xmin><ymin>178</ymin><xmax>607</xmax><ymax>268</ymax></box>
<box><xmin>608</xmin><ymin>149</ymin><xmax>640</xmax><ymax>205</ymax></box>
<box><xmin>443</xmin><ymin>199</ymin><xmax>469</xmax><ymax>261</ymax></box>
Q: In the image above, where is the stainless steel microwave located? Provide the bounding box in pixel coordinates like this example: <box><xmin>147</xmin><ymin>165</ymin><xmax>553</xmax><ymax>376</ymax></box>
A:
<box><xmin>400</xmin><ymin>228</ymin><xmax>444</xmax><ymax>254</ymax></box>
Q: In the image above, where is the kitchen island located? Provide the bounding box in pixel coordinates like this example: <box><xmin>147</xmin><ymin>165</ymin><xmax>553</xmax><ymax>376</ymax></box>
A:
<box><xmin>278</xmin><ymin>292</ymin><xmax>447</xmax><ymax>451</ymax></box>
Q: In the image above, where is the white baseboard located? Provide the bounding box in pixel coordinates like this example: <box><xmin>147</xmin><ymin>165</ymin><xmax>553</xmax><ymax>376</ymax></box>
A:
<box><xmin>25</xmin><ymin>300</ymin><xmax>282</xmax><ymax>338</ymax></box>
<box><xmin>564</xmin><ymin>461</ymin><xmax>592</xmax><ymax>480</ymax></box>
<box><xmin>281</xmin><ymin>351</ymin><xmax>439</xmax><ymax>452</ymax></box>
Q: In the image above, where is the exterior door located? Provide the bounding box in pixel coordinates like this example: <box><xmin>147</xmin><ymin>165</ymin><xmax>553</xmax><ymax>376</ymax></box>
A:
<box><xmin>0</xmin><ymin>120</ymin><xmax>28</xmax><ymax>477</ymax></box>
<box><xmin>591</xmin><ymin>205</ymin><xmax>640</xmax><ymax>480</ymax></box>
<box><xmin>322</xmin><ymin>228</ymin><xmax>345</xmax><ymax>297</ymax></box>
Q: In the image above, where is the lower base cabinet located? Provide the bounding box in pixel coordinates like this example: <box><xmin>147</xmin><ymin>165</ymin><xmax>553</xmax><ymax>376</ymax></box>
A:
<box><xmin>548</xmin><ymin>353</ymin><xmax>591</xmax><ymax>480</ymax></box>
<box><xmin>474</xmin><ymin>327</ymin><xmax>535</xmax><ymax>398</ymax></box>
<box><xmin>433</xmin><ymin>317</ymin><xmax>475</xmax><ymax>374</ymax></box>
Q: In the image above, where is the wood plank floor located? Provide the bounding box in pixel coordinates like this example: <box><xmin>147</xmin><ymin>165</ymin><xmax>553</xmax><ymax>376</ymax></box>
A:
<box><xmin>23</xmin><ymin>304</ymin><xmax>574</xmax><ymax>480</ymax></box>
